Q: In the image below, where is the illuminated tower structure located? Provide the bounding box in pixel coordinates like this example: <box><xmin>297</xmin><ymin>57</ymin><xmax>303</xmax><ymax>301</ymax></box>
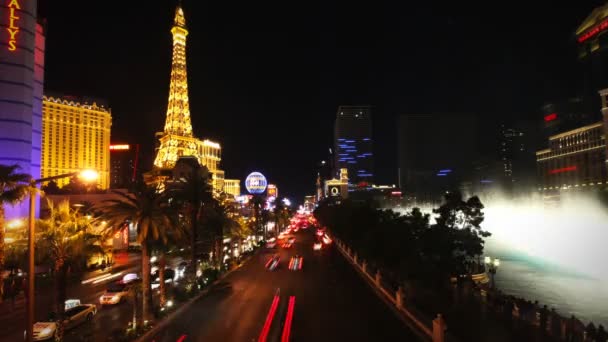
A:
<box><xmin>153</xmin><ymin>5</ymin><xmax>237</xmax><ymax>192</ymax></box>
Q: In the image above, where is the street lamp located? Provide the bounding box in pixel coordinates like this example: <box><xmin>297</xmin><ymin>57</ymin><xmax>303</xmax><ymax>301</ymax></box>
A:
<box><xmin>484</xmin><ymin>256</ymin><xmax>500</xmax><ymax>289</ymax></box>
<box><xmin>25</xmin><ymin>169</ymin><xmax>98</xmax><ymax>342</ymax></box>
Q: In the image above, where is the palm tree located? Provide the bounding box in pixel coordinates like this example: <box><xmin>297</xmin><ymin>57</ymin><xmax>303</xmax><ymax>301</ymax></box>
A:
<box><xmin>0</xmin><ymin>164</ymin><xmax>31</xmax><ymax>303</ymax></box>
<box><xmin>272</xmin><ymin>199</ymin><xmax>290</xmax><ymax>237</ymax></box>
<box><xmin>37</xmin><ymin>200</ymin><xmax>94</xmax><ymax>317</ymax></box>
<box><xmin>169</xmin><ymin>168</ymin><xmax>213</xmax><ymax>265</ymax></box>
<box><xmin>249</xmin><ymin>195</ymin><xmax>265</xmax><ymax>239</ymax></box>
<box><xmin>98</xmin><ymin>185</ymin><xmax>176</xmax><ymax>323</ymax></box>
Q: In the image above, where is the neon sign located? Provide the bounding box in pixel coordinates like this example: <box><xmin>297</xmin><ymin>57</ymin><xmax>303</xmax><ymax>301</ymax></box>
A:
<box><xmin>109</xmin><ymin>144</ymin><xmax>130</xmax><ymax>150</ymax></box>
<box><xmin>578</xmin><ymin>19</ymin><xmax>608</xmax><ymax>43</ymax></box>
<box><xmin>6</xmin><ymin>0</ymin><xmax>21</xmax><ymax>51</ymax></box>
<box><xmin>544</xmin><ymin>113</ymin><xmax>557</xmax><ymax>122</ymax></box>
<box><xmin>549</xmin><ymin>166</ymin><xmax>577</xmax><ymax>175</ymax></box>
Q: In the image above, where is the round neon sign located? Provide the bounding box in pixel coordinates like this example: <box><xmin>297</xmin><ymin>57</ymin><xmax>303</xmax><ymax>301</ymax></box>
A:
<box><xmin>245</xmin><ymin>172</ymin><xmax>268</xmax><ymax>194</ymax></box>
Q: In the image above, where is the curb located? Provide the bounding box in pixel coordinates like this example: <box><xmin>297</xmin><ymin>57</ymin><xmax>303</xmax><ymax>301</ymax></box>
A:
<box><xmin>135</xmin><ymin>254</ymin><xmax>256</xmax><ymax>342</ymax></box>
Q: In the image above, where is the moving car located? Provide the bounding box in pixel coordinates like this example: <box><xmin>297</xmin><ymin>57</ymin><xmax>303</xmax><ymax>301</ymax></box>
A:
<box><xmin>287</xmin><ymin>237</ymin><xmax>296</xmax><ymax>244</ymax></box>
<box><xmin>288</xmin><ymin>255</ymin><xmax>303</xmax><ymax>271</ymax></box>
<box><xmin>313</xmin><ymin>242</ymin><xmax>322</xmax><ymax>251</ymax></box>
<box><xmin>30</xmin><ymin>301</ymin><xmax>97</xmax><ymax>341</ymax></box>
<box><xmin>265</xmin><ymin>254</ymin><xmax>280</xmax><ymax>271</ymax></box>
<box><xmin>100</xmin><ymin>281</ymin><xmax>130</xmax><ymax>305</ymax></box>
<box><xmin>266</xmin><ymin>238</ymin><xmax>277</xmax><ymax>249</ymax></box>
<box><xmin>281</xmin><ymin>242</ymin><xmax>292</xmax><ymax>249</ymax></box>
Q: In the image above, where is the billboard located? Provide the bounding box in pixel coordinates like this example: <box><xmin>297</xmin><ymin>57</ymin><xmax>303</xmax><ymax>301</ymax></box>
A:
<box><xmin>245</xmin><ymin>172</ymin><xmax>268</xmax><ymax>194</ymax></box>
<box><xmin>267</xmin><ymin>184</ymin><xmax>278</xmax><ymax>199</ymax></box>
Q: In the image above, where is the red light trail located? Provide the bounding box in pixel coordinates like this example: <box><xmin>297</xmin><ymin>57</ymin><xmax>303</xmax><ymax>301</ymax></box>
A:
<box><xmin>281</xmin><ymin>296</ymin><xmax>296</xmax><ymax>342</ymax></box>
<box><xmin>258</xmin><ymin>294</ymin><xmax>280</xmax><ymax>342</ymax></box>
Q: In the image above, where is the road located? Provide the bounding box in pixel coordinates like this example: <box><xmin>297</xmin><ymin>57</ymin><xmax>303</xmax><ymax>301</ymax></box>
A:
<box><xmin>0</xmin><ymin>252</ymin><xmax>146</xmax><ymax>342</ymax></box>
<box><xmin>148</xmin><ymin>228</ymin><xmax>419</xmax><ymax>341</ymax></box>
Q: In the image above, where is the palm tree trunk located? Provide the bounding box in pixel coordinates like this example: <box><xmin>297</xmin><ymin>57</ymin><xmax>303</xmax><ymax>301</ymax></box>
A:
<box><xmin>159</xmin><ymin>253</ymin><xmax>166</xmax><ymax>307</ymax></box>
<box><xmin>131</xmin><ymin>287</ymin><xmax>138</xmax><ymax>330</ymax></box>
<box><xmin>191</xmin><ymin>206</ymin><xmax>198</xmax><ymax>265</ymax></box>
<box><xmin>141</xmin><ymin>244</ymin><xmax>152</xmax><ymax>322</ymax></box>
<box><xmin>0</xmin><ymin>205</ymin><xmax>5</xmax><ymax>304</ymax></box>
<box><xmin>55</xmin><ymin>263</ymin><xmax>68</xmax><ymax>317</ymax></box>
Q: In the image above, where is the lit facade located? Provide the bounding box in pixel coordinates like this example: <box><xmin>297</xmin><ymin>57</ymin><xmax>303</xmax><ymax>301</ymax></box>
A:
<box><xmin>536</xmin><ymin>89</ymin><xmax>608</xmax><ymax>192</ymax></box>
<box><xmin>577</xmin><ymin>4</ymin><xmax>608</xmax><ymax>107</ymax></box>
<box><xmin>536</xmin><ymin>123</ymin><xmax>606</xmax><ymax>191</ymax></box>
<box><xmin>0</xmin><ymin>0</ymin><xmax>45</xmax><ymax>219</ymax></box>
<box><xmin>223</xmin><ymin>179</ymin><xmax>241</xmax><ymax>197</ymax></box>
<box><xmin>41</xmin><ymin>96</ymin><xmax>112</xmax><ymax>189</ymax></box>
<box><xmin>334</xmin><ymin>105</ymin><xmax>374</xmax><ymax>184</ymax></box>
<box><xmin>153</xmin><ymin>6</ymin><xmax>226</xmax><ymax>192</ymax></box>
<box><xmin>324</xmin><ymin>168</ymin><xmax>349</xmax><ymax>199</ymax></box>
<box><xmin>110</xmin><ymin>144</ymin><xmax>140</xmax><ymax>189</ymax></box>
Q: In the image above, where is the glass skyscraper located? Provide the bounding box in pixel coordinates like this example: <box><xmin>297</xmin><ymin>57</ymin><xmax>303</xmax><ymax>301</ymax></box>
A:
<box><xmin>334</xmin><ymin>105</ymin><xmax>374</xmax><ymax>184</ymax></box>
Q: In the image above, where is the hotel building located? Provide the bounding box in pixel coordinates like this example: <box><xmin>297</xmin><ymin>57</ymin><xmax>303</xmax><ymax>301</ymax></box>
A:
<box><xmin>0</xmin><ymin>0</ymin><xmax>45</xmax><ymax>219</ymax></box>
<box><xmin>334</xmin><ymin>105</ymin><xmax>374</xmax><ymax>184</ymax></box>
<box><xmin>536</xmin><ymin>90</ymin><xmax>608</xmax><ymax>192</ymax></box>
<box><xmin>223</xmin><ymin>179</ymin><xmax>241</xmax><ymax>197</ymax></box>
<box><xmin>41</xmin><ymin>96</ymin><xmax>112</xmax><ymax>189</ymax></box>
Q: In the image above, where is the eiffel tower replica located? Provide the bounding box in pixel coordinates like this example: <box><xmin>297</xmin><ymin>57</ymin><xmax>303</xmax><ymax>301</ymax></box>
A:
<box><xmin>152</xmin><ymin>5</ymin><xmax>229</xmax><ymax>193</ymax></box>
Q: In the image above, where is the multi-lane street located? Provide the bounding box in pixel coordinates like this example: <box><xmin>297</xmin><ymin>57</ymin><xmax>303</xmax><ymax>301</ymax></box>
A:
<box><xmin>148</xmin><ymin>228</ymin><xmax>418</xmax><ymax>341</ymax></box>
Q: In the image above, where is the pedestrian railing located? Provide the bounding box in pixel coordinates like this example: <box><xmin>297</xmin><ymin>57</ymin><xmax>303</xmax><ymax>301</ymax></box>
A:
<box><xmin>335</xmin><ymin>239</ymin><xmax>447</xmax><ymax>342</ymax></box>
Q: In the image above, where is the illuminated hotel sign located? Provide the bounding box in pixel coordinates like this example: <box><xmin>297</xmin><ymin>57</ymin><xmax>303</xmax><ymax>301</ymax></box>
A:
<box><xmin>578</xmin><ymin>19</ymin><xmax>608</xmax><ymax>43</ymax></box>
<box><xmin>6</xmin><ymin>0</ymin><xmax>21</xmax><ymax>51</ymax></box>
<box><xmin>549</xmin><ymin>165</ymin><xmax>577</xmax><ymax>175</ymax></box>
<box><xmin>109</xmin><ymin>144</ymin><xmax>130</xmax><ymax>150</ymax></box>
<box><xmin>544</xmin><ymin>113</ymin><xmax>557</xmax><ymax>122</ymax></box>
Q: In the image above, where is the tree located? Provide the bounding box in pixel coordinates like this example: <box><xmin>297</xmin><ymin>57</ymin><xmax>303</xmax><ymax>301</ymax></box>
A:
<box><xmin>98</xmin><ymin>185</ymin><xmax>176</xmax><ymax>323</ymax></box>
<box><xmin>0</xmin><ymin>164</ymin><xmax>31</xmax><ymax>303</ymax></box>
<box><xmin>272</xmin><ymin>199</ymin><xmax>290</xmax><ymax>237</ymax></box>
<box><xmin>169</xmin><ymin>169</ymin><xmax>213</xmax><ymax>265</ymax></box>
<box><xmin>249</xmin><ymin>195</ymin><xmax>265</xmax><ymax>238</ymax></box>
<box><xmin>41</xmin><ymin>180</ymin><xmax>61</xmax><ymax>195</ymax></box>
<box><xmin>426</xmin><ymin>191</ymin><xmax>489</xmax><ymax>279</ymax></box>
<box><xmin>201</xmin><ymin>200</ymin><xmax>239</xmax><ymax>269</ymax></box>
<box><xmin>37</xmin><ymin>200</ymin><xmax>95</xmax><ymax>318</ymax></box>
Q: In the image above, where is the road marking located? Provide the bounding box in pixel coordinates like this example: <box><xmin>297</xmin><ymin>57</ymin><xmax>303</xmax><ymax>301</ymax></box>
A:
<box><xmin>258</xmin><ymin>294</ymin><xmax>280</xmax><ymax>342</ymax></box>
<box><xmin>281</xmin><ymin>296</ymin><xmax>296</xmax><ymax>342</ymax></box>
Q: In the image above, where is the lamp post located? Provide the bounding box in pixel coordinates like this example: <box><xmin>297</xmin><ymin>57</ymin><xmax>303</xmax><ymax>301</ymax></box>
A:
<box><xmin>484</xmin><ymin>256</ymin><xmax>500</xmax><ymax>289</ymax></box>
<box><xmin>25</xmin><ymin>170</ymin><xmax>98</xmax><ymax>342</ymax></box>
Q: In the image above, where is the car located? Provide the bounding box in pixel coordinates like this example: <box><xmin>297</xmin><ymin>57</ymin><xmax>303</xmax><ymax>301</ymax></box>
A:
<box><xmin>100</xmin><ymin>282</ymin><xmax>130</xmax><ymax>305</ymax></box>
<box><xmin>287</xmin><ymin>237</ymin><xmax>296</xmax><ymax>244</ymax></box>
<box><xmin>30</xmin><ymin>302</ymin><xmax>97</xmax><ymax>341</ymax></box>
<box><xmin>313</xmin><ymin>242</ymin><xmax>322</xmax><ymax>251</ymax></box>
<box><xmin>265</xmin><ymin>254</ymin><xmax>280</xmax><ymax>271</ymax></box>
<box><xmin>151</xmin><ymin>268</ymin><xmax>176</xmax><ymax>289</ymax></box>
<box><xmin>266</xmin><ymin>237</ymin><xmax>277</xmax><ymax>249</ymax></box>
<box><xmin>281</xmin><ymin>242</ymin><xmax>292</xmax><ymax>249</ymax></box>
<box><xmin>288</xmin><ymin>255</ymin><xmax>303</xmax><ymax>271</ymax></box>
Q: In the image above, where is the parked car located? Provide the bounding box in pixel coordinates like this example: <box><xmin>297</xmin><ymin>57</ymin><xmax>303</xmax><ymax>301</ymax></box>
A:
<box><xmin>29</xmin><ymin>301</ymin><xmax>97</xmax><ymax>341</ymax></box>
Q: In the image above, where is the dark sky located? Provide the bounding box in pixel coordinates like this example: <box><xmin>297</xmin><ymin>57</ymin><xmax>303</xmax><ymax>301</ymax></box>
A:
<box><xmin>38</xmin><ymin>1</ymin><xmax>603</xmax><ymax>202</ymax></box>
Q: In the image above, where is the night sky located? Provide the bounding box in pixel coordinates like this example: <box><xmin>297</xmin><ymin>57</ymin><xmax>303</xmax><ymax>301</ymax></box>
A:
<box><xmin>38</xmin><ymin>1</ymin><xmax>604</xmax><ymax>201</ymax></box>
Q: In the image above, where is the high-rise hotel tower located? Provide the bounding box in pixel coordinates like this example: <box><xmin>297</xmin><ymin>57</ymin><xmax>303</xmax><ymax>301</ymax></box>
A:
<box><xmin>41</xmin><ymin>96</ymin><xmax>112</xmax><ymax>189</ymax></box>
<box><xmin>334</xmin><ymin>106</ymin><xmax>374</xmax><ymax>184</ymax></box>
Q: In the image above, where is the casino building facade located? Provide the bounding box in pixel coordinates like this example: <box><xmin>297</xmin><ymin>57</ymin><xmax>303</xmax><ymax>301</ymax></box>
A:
<box><xmin>0</xmin><ymin>0</ymin><xmax>45</xmax><ymax>219</ymax></box>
